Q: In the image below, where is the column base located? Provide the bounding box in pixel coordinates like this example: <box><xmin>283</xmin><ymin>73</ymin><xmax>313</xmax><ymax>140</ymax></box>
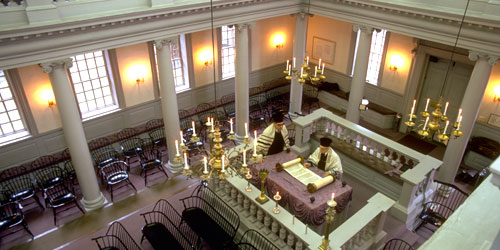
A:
<box><xmin>288</xmin><ymin>111</ymin><xmax>302</xmax><ymax>120</ymax></box>
<box><xmin>291</xmin><ymin>144</ymin><xmax>311</xmax><ymax>158</ymax></box>
<box><xmin>167</xmin><ymin>160</ymin><xmax>184</xmax><ymax>174</ymax></box>
<box><xmin>81</xmin><ymin>192</ymin><xmax>108</xmax><ymax>212</ymax></box>
<box><xmin>235</xmin><ymin>133</ymin><xmax>254</xmax><ymax>144</ymax></box>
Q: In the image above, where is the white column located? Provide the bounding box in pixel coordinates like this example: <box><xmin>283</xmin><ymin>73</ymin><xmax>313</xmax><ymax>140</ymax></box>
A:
<box><xmin>40</xmin><ymin>59</ymin><xmax>107</xmax><ymax>211</ymax></box>
<box><xmin>438</xmin><ymin>52</ymin><xmax>498</xmax><ymax>183</ymax></box>
<box><xmin>289</xmin><ymin>13</ymin><xmax>309</xmax><ymax>115</ymax></box>
<box><xmin>154</xmin><ymin>38</ymin><xmax>183</xmax><ymax>173</ymax></box>
<box><xmin>346</xmin><ymin>25</ymin><xmax>373</xmax><ymax>123</ymax></box>
<box><xmin>235</xmin><ymin>23</ymin><xmax>252</xmax><ymax>140</ymax></box>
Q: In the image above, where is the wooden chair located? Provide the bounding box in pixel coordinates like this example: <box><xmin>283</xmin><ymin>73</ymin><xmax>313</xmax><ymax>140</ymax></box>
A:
<box><xmin>44</xmin><ymin>182</ymin><xmax>84</xmax><ymax>225</ymax></box>
<box><xmin>93</xmin><ymin>221</ymin><xmax>141</xmax><ymax>250</ymax></box>
<box><xmin>137</xmin><ymin>148</ymin><xmax>168</xmax><ymax>186</ymax></box>
<box><xmin>100</xmin><ymin>161</ymin><xmax>137</xmax><ymax>202</ymax></box>
<box><xmin>302</xmin><ymin>83</ymin><xmax>320</xmax><ymax>113</ymax></box>
<box><xmin>0</xmin><ymin>202</ymin><xmax>34</xmax><ymax>239</ymax></box>
<box><xmin>140</xmin><ymin>199</ymin><xmax>199</xmax><ymax>250</ymax></box>
<box><xmin>382</xmin><ymin>238</ymin><xmax>415</xmax><ymax>250</ymax></box>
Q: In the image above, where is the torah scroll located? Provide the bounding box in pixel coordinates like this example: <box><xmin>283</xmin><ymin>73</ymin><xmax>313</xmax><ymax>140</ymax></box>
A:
<box><xmin>306</xmin><ymin>175</ymin><xmax>335</xmax><ymax>193</ymax></box>
<box><xmin>276</xmin><ymin>157</ymin><xmax>323</xmax><ymax>186</ymax></box>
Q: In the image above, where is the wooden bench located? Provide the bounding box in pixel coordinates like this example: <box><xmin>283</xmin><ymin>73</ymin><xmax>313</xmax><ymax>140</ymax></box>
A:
<box><xmin>319</xmin><ymin>88</ymin><xmax>397</xmax><ymax>129</ymax></box>
<box><xmin>180</xmin><ymin>184</ymin><xmax>240</xmax><ymax>250</ymax></box>
<box><xmin>140</xmin><ymin>199</ymin><xmax>198</xmax><ymax>250</ymax></box>
<box><xmin>235</xmin><ymin>229</ymin><xmax>280</xmax><ymax>250</ymax></box>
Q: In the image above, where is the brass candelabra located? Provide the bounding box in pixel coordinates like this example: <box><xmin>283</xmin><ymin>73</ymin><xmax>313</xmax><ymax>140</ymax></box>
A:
<box><xmin>284</xmin><ymin>56</ymin><xmax>325</xmax><ymax>84</ymax></box>
<box><xmin>318</xmin><ymin>196</ymin><xmax>337</xmax><ymax>250</ymax></box>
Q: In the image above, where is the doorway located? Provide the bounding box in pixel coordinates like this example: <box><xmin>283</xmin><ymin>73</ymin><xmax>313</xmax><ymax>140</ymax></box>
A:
<box><xmin>417</xmin><ymin>56</ymin><xmax>473</xmax><ymax>132</ymax></box>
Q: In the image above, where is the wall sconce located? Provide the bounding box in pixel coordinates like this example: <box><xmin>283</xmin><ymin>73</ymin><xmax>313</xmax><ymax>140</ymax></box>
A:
<box><xmin>48</xmin><ymin>100</ymin><xmax>55</xmax><ymax>108</ymax></box>
<box><xmin>493</xmin><ymin>86</ymin><xmax>500</xmax><ymax>102</ymax></box>
<box><xmin>272</xmin><ymin>33</ymin><xmax>285</xmax><ymax>49</ymax></box>
<box><xmin>359</xmin><ymin>98</ymin><xmax>369</xmax><ymax>111</ymax></box>
<box><xmin>136</xmin><ymin>75</ymin><xmax>144</xmax><ymax>84</ymax></box>
<box><xmin>388</xmin><ymin>54</ymin><xmax>404</xmax><ymax>71</ymax></box>
<box><xmin>199</xmin><ymin>49</ymin><xmax>213</xmax><ymax>67</ymax></box>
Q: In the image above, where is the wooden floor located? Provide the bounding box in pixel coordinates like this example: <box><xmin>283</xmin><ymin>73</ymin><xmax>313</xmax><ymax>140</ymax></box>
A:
<box><xmin>2</xmin><ymin>103</ymin><xmax>469</xmax><ymax>250</ymax></box>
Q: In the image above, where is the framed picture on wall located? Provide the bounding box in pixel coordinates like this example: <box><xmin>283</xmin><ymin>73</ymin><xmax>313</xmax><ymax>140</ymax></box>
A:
<box><xmin>487</xmin><ymin>114</ymin><xmax>500</xmax><ymax>128</ymax></box>
<box><xmin>312</xmin><ymin>36</ymin><xmax>336</xmax><ymax>65</ymax></box>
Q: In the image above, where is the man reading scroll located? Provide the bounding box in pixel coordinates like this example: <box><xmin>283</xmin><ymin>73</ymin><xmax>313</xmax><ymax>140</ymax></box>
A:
<box><xmin>257</xmin><ymin>112</ymin><xmax>290</xmax><ymax>156</ymax></box>
<box><xmin>304</xmin><ymin>137</ymin><xmax>343</xmax><ymax>178</ymax></box>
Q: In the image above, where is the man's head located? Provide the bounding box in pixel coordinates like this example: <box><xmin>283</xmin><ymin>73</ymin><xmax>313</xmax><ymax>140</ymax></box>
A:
<box><xmin>272</xmin><ymin>112</ymin><xmax>284</xmax><ymax>131</ymax></box>
<box><xmin>319</xmin><ymin>137</ymin><xmax>332</xmax><ymax>153</ymax></box>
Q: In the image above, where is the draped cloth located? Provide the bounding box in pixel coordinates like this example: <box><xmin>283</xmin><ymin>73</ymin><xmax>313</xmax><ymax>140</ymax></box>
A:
<box><xmin>250</xmin><ymin>151</ymin><xmax>352</xmax><ymax>226</ymax></box>
<box><xmin>256</xmin><ymin>124</ymin><xmax>290</xmax><ymax>156</ymax></box>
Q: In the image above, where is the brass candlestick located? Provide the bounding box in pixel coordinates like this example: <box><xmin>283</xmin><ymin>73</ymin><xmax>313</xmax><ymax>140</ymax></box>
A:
<box><xmin>318</xmin><ymin>199</ymin><xmax>337</xmax><ymax>250</ymax></box>
<box><xmin>255</xmin><ymin>169</ymin><xmax>269</xmax><ymax>204</ymax></box>
<box><xmin>245</xmin><ymin>169</ymin><xmax>252</xmax><ymax>192</ymax></box>
<box><xmin>273</xmin><ymin>192</ymin><xmax>281</xmax><ymax>214</ymax></box>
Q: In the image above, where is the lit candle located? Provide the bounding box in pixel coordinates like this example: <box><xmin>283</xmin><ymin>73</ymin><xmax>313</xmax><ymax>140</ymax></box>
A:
<box><xmin>286</xmin><ymin>63</ymin><xmax>289</xmax><ymax>71</ymax></box>
<box><xmin>321</xmin><ymin>63</ymin><xmax>325</xmax><ymax>74</ymax></box>
<box><xmin>409</xmin><ymin>99</ymin><xmax>416</xmax><ymax>121</ymax></box>
<box><xmin>423</xmin><ymin>116</ymin><xmax>429</xmax><ymax>130</ymax></box>
<box><xmin>222</xmin><ymin>155</ymin><xmax>225</xmax><ymax>172</ymax></box>
<box><xmin>243</xmin><ymin>149</ymin><xmax>246</xmax><ymax>165</ymax></box>
<box><xmin>244</xmin><ymin>123</ymin><xmax>248</xmax><ymax>137</ymax></box>
<box><xmin>331</xmin><ymin>193</ymin><xmax>335</xmax><ymax>201</ymax></box>
<box><xmin>192</xmin><ymin>121</ymin><xmax>196</xmax><ymax>135</ymax></box>
<box><xmin>276</xmin><ymin>191</ymin><xmax>280</xmax><ymax>197</ymax></box>
<box><xmin>443</xmin><ymin>102</ymin><xmax>449</xmax><ymax>116</ymax></box>
<box><xmin>211</xmin><ymin>117</ymin><xmax>214</xmax><ymax>131</ymax></box>
<box><xmin>286</xmin><ymin>60</ymin><xmax>289</xmax><ymax>70</ymax></box>
<box><xmin>457</xmin><ymin>109</ymin><xmax>462</xmax><ymax>123</ymax></box>
<box><xmin>207</xmin><ymin>116</ymin><xmax>211</xmax><ymax>125</ymax></box>
<box><xmin>306</xmin><ymin>56</ymin><xmax>309</xmax><ymax>65</ymax></box>
<box><xmin>230</xmin><ymin>118</ymin><xmax>233</xmax><ymax>133</ymax></box>
<box><xmin>203</xmin><ymin>156</ymin><xmax>208</xmax><ymax>173</ymax></box>
<box><xmin>458</xmin><ymin>115</ymin><xmax>462</xmax><ymax>128</ymax></box>
<box><xmin>254</xmin><ymin>130</ymin><xmax>257</xmax><ymax>140</ymax></box>
<box><xmin>443</xmin><ymin>120</ymin><xmax>450</xmax><ymax>134</ymax></box>
<box><xmin>424</xmin><ymin>98</ymin><xmax>430</xmax><ymax>112</ymax></box>
<box><xmin>180</xmin><ymin>131</ymin><xmax>184</xmax><ymax>145</ymax></box>
<box><xmin>293</xmin><ymin>57</ymin><xmax>296</xmax><ymax>68</ymax></box>
<box><xmin>318</xmin><ymin>58</ymin><xmax>322</xmax><ymax>67</ymax></box>
<box><xmin>314</xmin><ymin>66</ymin><xmax>317</xmax><ymax>77</ymax></box>
<box><xmin>184</xmin><ymin>152</ymin><xmax>188</xmax><ymax>169</ymax></box>
<box><xmin>300</xmin><ymin>67</ymin><xmax>304</xmax><ymax>78</ymax></box>
<box><xmin>288</xmin><ymin>66</ymin><xmax>291</xmax><ymax>76</ymax></box>
<box><xmin>253</xmin><ymin>138</ymin><xmax>257</xmax><ymax>156</ymax></box>
<box><xmin>175</xmin><ymin>140</ymin><xmax>179</xmax><ymax>155</ymax></box>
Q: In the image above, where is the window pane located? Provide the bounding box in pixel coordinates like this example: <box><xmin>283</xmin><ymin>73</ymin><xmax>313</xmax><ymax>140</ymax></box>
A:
<box><xmin>2</xmin><ymin>123</ymin><xmax>14</xmax><ymax>134</ymax></box>
<box><xmin>221</xmin><ymin>26</ymin><xmax>236</xmax><ymax>80</ymax></box>
<box><xmin>365</xmin><ymin>29</ymin><xmax>387</xmax><ymax>85</ymax></box>
<box><xmin>89</xmin><ymin>69</ymin><xmax>98</xmax><ymax>79</ymax></box>
<box><xmin>4</xmin><ymin>100</ymin><xmax>16</xmax><ymax>111</ymax></box>
<box><xmin>153</xmin><ymin>37</ymin><xmax>188</xmax><ymax>92</ymax></box>
<box><xmin>8</xmin><ymin>110</ymin><xmax>20</xmax><ymax>120</ymax></box>
<box><xmin>69</xmin><ymin>51</ymin><xmax>118</xmax><ymax>118</ymax></box>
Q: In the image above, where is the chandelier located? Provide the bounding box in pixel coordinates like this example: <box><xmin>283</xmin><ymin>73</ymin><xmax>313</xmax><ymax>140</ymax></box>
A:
<box><xmin>284</xmin><ymin>56</ymin><xmax>326</xmax><ymax>84</ymax></box>
<box><xmin>404</xmin><ymin>0</ymin><xmax>470</xmax><ymax>142</ymax></box>
<box><xmin>178</xmin><ymin>118</ymin><xmax>261</xmax><ymax>182</ymax></box>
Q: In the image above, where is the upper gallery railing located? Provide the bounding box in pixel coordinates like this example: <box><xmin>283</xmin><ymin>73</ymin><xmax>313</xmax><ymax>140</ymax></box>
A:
<box><xmin>291</xmin><ymin>108</ymin><xmax>442</xmax><ymax>230</ymax></box>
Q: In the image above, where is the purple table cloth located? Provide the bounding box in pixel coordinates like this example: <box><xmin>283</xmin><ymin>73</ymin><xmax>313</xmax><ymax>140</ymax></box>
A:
<box><xmin>250</xmin><ymin>151</ymin><xmax>352</xmax><ymax>226</ymax></box>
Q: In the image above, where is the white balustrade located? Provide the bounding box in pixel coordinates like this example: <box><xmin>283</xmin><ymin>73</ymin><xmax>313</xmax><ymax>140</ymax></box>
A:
<box><xmin>291</xmin><ymin>108</ymin><xmax>442</xmax><ymax>230</ymax></box>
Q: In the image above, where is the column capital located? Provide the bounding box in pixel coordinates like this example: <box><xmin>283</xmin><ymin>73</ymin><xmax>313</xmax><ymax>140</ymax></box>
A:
<box><xmin>291</xmin><ymin>12</ymin><xmax>313</xmax><ymax>19</ymax></box>
<box><xmin>39</xmin><ymin>58</ymin><xmax>73</xmax><ymax>73</ymax></box>
<box><xmin>469</xmin><ymin>51</ymin><xmax>499</xmax><ymax>65</ymax></box>
<box><xmin>353</xmin><ymin>24</ymin><xmax>374</xmax><ymax>34</ymax></box>
<box><xmin>236</xmin><ymin>22</ymin><xmax>255</xmax><ymax>31</ymax></box>
<box><xmin>154</xmin><ymin>36</ymin><xmax>178</xmax><ymax>50</ymax></box>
